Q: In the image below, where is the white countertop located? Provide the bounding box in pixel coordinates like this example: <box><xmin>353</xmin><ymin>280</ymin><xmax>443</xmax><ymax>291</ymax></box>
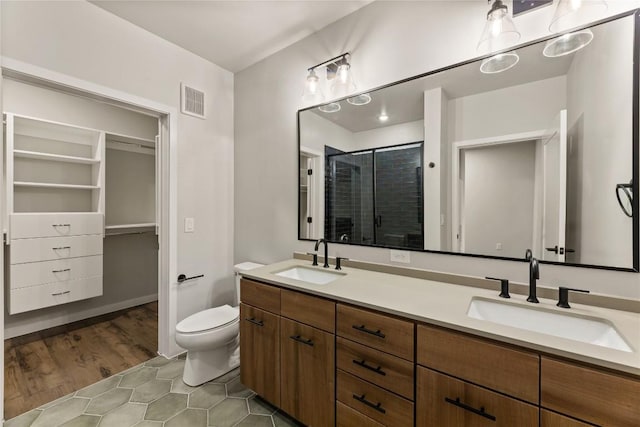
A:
<box><xmin>242</xmin><ymin>259</ymin><xmax>640</xmax><ymax>376</ymax></box>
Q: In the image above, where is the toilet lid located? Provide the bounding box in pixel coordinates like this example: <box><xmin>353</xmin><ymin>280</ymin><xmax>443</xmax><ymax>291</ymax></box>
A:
<box><xmin>176</xmin><ymin>304</ymin><xmax>239</xmax><ymax>333</ymax></box>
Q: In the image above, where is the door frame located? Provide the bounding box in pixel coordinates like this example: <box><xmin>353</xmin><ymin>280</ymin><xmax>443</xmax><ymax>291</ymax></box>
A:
<box><xmin>300</xmin><ymin>146</ymin><xmax>323</xmax><ymax>240</ymax></box>
<box><xmin>0</xmin><ymin>57</ymin><xmax>179</xmax><ymax>420</ymax></box>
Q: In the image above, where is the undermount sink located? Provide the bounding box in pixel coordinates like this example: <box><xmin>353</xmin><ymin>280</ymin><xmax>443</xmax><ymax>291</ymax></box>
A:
<box><xmin>467</xmin><ymin>297</ymin><xmax>632</xmax><ymax>352</ymax></box>
<box><xmin>275</xmin><ymin>266</ymin><xmax>344</xmax><ymax>285</ymax></box>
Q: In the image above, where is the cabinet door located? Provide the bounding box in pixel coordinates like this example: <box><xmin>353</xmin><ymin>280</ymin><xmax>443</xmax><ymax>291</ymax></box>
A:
<box><xmin>541</xmin><ymin>410</ymin><xmax>592</xmax><ymax>427</ymax></box>
<box><xmin>417</xmin><ymin>367</ymin><xmax>538</xmax><ymax>427</ymax></box>
<box><xmin>239</xmin><ymin>304</ymin><xmax>280</xmax><ymax>406</ymax></box>
<box><xmin>280</xmin><ymin>317</ymin><xmax>335</xmax><ymax>427</ymax></box>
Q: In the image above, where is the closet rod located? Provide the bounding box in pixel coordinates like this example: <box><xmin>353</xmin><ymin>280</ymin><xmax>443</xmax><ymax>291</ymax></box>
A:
<box><xmin>107</xmin><ymin>139</ymin><xmax>155</xmax><ymax>149</ymax></box>
<box><xmin>105</xmin><ymin>230</ymin><xmax>155</xmax><ymax>237</ymax></box>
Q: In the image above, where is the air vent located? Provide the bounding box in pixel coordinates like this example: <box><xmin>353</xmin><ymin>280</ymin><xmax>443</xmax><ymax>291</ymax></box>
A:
<box><xmin>181</xmin><ymin>83</ymin><xmax>205</xmax><ymax>119</ymax></box>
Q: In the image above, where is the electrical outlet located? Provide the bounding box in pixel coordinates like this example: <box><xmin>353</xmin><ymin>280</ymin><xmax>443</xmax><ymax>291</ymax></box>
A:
<box><xmin>184</xmin><ymin>217</ymin><xmax>195</xmax><ymax>233</ymax></box>
<box><xmin>390</xmin><ymin>249</ymin><xmax>410</xmax><ymax>264</ymax></box>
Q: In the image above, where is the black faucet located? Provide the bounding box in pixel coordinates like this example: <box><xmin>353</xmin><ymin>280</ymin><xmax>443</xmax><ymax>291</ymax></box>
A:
<box><xmin>527</xmin><ymin>255</ymin><xmax>540</xmax><ymax>304</ymax></box>
<box><xmin>314</xmin><ymin>239</ymin><xmax>330</xmax><ymax>268</ymax></box>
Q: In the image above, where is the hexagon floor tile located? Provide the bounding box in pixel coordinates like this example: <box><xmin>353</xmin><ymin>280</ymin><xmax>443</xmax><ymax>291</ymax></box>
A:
<box><xmin>5</xmin><ymin>355</ymin><xmax>306</xmax><ymax>427</ymax></box>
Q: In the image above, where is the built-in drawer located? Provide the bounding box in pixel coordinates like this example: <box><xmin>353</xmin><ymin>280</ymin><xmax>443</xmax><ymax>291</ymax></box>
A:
<box><xmin>541</xmin><ymin>357</ymin><xmax>640</xmax><ymax>427</ymax></box>
<box><xmin>417</xmin><ymin>325</ymin><xmax>539</xmax><ymax>404</ymax></box>
<box><xmin>9</xmin><ymin>276</ymin><xmax>103</xmax><ymax>314</ymax></box>
<box><xmin>10</xmin><ymin>234</ymin><xmax>103</xmax><ymax>264</ymax></box>
<box><xmin>337</xmin><ymin>336</ymin><xmax>414</xmax><ymax>400</ymax></box>
<box><xmin>281</xmin><ymin>288</ymin><xmax>335</xmax><ymax>333</ymax></box>
<box><xmin>10</xmin><ymin>255</ymin><xmax>103</xmax><ymax>289</ymax></box>
<box><xmin>337</xmin><ymin>401</ymin><xmax>384</xmax><ymax>427</ymax></box>
<box><xmin>540</xmin><ymin>409</ymin><xmax>592</xmax><ymax>427</ymax></box>
<box><xmin>417</xmin><ymin>367</ymin><xmax>538</xmax><ymax>427</ymax></box>
<box><xmin>240</xmin><ymin>279</ymin><xmax>280</xmax><ymax>314</ymax></box>
<box><xmin>10</xmin><ymin>213</ymin><xmax>103</xmax><ymax>239</ymax></box>
<box><xmin>337</xmin><ymin>304</ymin><xmax>414</xmax><ymax>361</ymax></box>
<box><xmin>337</xmin><ymin>370</ymin><xmax>414</xmax><ymax>427</ymax></box>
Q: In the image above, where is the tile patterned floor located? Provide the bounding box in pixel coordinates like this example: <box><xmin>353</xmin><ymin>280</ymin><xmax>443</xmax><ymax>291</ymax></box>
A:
<box><xmin>6</xmin><ymin>356</ymin><xmax>302</xmax><ymax>427</ymax></box>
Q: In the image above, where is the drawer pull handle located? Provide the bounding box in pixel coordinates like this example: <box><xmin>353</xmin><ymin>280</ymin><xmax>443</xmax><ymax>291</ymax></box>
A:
<box><xmin>52</xmin><ymin>268</ymin><xmax>71</xmax><ymax>273</ymax></box>
<box><xmin>52</xmin><ymin>224</ymin><xmax>71</xmax><ymax>227</ymax></box>
<box><xmin>245</xmin><ymin>317</ymin><xmax>264</xmax><ymax>327</ymax></box>
<box><xmin>444</xmin><ymin>397</ymin><xmax>496</xmax><ymax>422</ymax></box>
<box><xmin>53</xmin><ymin>246</ymin><xmax>71</xmax><ymax>250</ymax></box>
<box><xmin>52</xmin><ymin>291</ymin><xmax>71</xmax><ymax>296</ymax></box>
<box><xmin>352</xmin><ymin>394</ymin><xmax>386</xmax><ymax>414</ymax></box>
<box><xmin>290</xmin><ymin>335</ymin><xmax>314</xmax><ymax>347</ymax></box>
<box><xmin>352</xmin><ymin>359</ymin><xmax>386</xmax><ymax>376</ymax></box>
<box><xmin>352</xmin><ymin>324</ymin><xmax>386</xmax><ymax>339</ymax></box>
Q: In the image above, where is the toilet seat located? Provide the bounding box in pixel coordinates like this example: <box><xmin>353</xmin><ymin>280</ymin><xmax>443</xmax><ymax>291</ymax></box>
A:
<box><xmin>176</xmin><ymin>304</ymin><xmax>239</xmax><ymax>334</ymax></box>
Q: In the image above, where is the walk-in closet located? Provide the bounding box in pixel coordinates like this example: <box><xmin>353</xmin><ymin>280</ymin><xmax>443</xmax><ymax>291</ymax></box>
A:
<box><xmin>2</xmin><ymin>78</ymin><xmax>161</xmax><ymax>418</ymax></box>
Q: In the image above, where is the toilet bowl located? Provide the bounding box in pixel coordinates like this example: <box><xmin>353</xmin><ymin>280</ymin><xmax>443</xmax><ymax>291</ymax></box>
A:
<box><xmin>175</xmin><ymin>262</ymin><xmax>264</xmax><ymax>386</ymax></box>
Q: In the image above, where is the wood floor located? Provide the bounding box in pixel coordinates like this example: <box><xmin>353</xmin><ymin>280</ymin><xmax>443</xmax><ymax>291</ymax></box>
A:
<box><xmin>4</xmin><ymin>302</ymin><xmax>158</xmax><ymax>420</ymax></box>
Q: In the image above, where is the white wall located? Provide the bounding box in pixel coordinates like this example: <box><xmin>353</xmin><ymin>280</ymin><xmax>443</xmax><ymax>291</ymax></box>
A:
<box><xmin>351</xmin><ymin>120</ymin><xmax>423</xmax><ymax>150</ymax></box>
<box><xmin>2</xmin><ymin>1</ymin><xmax>235</xmax><ymax>346</ymax></box>
<box><xmin>235</xmin><ymin>1</ymin><xmax>640</xmax><ymax>299</ymax></box>
<box><xmin>566</xmin><ymin>15</ymin><xmax>634</xmax><ymax>268</ymax></box>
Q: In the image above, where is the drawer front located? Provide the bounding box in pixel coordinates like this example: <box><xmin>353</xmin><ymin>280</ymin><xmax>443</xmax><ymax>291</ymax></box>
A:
<box><xmin>10</xmin><ymin>255</ymin><xmax>103</xmax><ymax>289</ymax></box>
<box><xmin>9</xmin><ymin>276</ymin><xmax>103</xmax><ymax>314</ymax></box>
<box><xmin>337</xmin><ymin>401</ymin><xmax>384</xmax><ymax>427</ymax></box>
<box><xmin>541</xmin><ymin>357</ymin><xmax>640</xmax><ymax>427</ymax></box>
<box><xmin>281</xmin><ymin>288</ymin><xmax>335</xmax><ymax>333</ymax></box>
<box><xmin>240</xmin><ymin>279</ymin><xmax>280</xmax><ymax>314</ymax></box>
<box><xmin>417</xmin><ymin>367</ymin><xmax>538</xmax><ymax>427</ymax></box>
<box><xmin>10</xmin><ymin>234</ymin><xmax>103</xmax><ymax>264</ymax></box>
<box><xmin>11</xmin><ymin>213</ymin><xmax>103</xmax><ymax>239</ymax></box>
<box><xmin>540</xmin><ymin>410</ymin><xmax>592</xmax><ymax>427</ymax></box>
<box><xmin>337</xmin><ymin>304</ymin><xmax>414</xmax><ymax>361</ymax></box>
<box><xmin>417</xmin><ymin>325</ymin><xmax>539</xmax><ymax>404</ymax></box>
<box><xmin>337</xmin><ymin>336</ymin><xmax>414</xmax><ymax>399</ymax></box>
<box><xmin>239</xmin><ymin>304</ymin><xmax>280</xmax><ymax>406</ymax></box>
<box><xmin>337</xmin><ymin>370</ymin><xmax>414</xmax><ymax>427</ymax></box>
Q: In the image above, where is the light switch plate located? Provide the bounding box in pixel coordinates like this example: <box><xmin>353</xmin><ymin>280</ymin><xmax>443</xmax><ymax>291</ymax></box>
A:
<box><xmin>390</xmin><ymin>249</ymin><xmax>411</xmax><ymax>264</ymax></box>
<box><xmin>184</xmin><ymin>217</ymin><xmax>195</xmax><ymax>233</ymax></box>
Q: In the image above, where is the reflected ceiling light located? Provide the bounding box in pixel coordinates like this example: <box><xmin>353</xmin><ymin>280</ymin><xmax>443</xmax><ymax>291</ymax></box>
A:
<box><xmin>549</xmin><ymin>0</ymin><xmax>607</xmax><ymax>34</ymax></box>
<box><xmin>302</xmin><ymin>69</ymin><xmax>325</xmax><ymax>104</ymax></box>
<box><xmin>347</xmin><ymin>93</ymin><xmax>372</xmax><ymax>106</ymax></box>
<box><xmin>477</xmin><ymin>0</ymin><xmax>521</xmax><ymax>54</ymax></box>
<box><xmin>302</xmin><ymin>53</ymin><xmax>357</xmax><ymax>105</ymax></box>
<box><xmin>543</xmin><ymin>29</ymin><xmax>594</xmax><ymax>57</ymax></box>
<box><xmin>480</xmin><ymin>51</ymin><xmax>520</xmax><ymax>74</ymax></box>
<box><xmin>378</xmin><ymin>113</ymin><xmax>389</xmax><ymax>122</ymax></box>
<box><xmin>318</xmin><ymin>102</ymin><xmax>341</xmax><ymax>113</ymax></box>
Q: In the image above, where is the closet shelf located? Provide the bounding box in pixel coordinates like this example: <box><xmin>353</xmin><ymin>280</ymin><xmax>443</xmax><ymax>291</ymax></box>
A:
<box><xmin>14</xmin><ymin>181</ymin><xmax>100</xmax><ymax>190</ymax></box>
<box><xmin>14</xmin><ymin>150</ymin><xmax>99</xmax><ymax>165</ymax></box>
<box><xmin>105</xmin><ymin>223</ymin><xmax>156</xmax><ymax>230</ymax></box>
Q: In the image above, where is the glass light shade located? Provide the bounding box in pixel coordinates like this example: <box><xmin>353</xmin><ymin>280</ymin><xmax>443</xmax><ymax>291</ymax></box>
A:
<box><xmin>317</xmin><ymin>102</ymin><xmax>341</xmax><ymax>113</ymax></box>
<box><xmin>347</xmin><ymin>93</ymin><xmax>372</xmax><ymax>106</ymax></box>
<box><xmin>477</xmin><ymin>1</ymin><xmax>521</xmax><ymax>54</ymax></box>
<box><xmin>480</xmin><ymin>51</ymin><xmax>520</xmax><ymax>74</ymax></box>
<box><xmin>330</xmin><ymin>63</ymin><xmax>357</xmax><ymax>98</ymax></box>
<box><xmin>549</xmin><ymin>0</ymin><xmax>608</xmax><ymax>33</ymax></box>
<box><xmin>302</xmin><ymin>69</ymin><xmax>325</xmax><ymax>104</ymax></box>
<box><xmin>543</xmin><ymin>29</ymin><xmax>594</xmax><ymax>57</ymax></box>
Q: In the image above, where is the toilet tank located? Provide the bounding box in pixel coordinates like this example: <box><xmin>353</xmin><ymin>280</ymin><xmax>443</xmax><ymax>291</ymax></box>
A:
<box><xmin>233</xmin><ymin>262</ymin><xmax>264</xmax><ymax>305</ymax></box>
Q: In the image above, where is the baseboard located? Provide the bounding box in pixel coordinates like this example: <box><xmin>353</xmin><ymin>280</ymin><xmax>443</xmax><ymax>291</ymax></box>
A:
<box><xmin>4</xmin><ymin>293</ymin><xmax>159</xmax><ymax>339</ymax></box>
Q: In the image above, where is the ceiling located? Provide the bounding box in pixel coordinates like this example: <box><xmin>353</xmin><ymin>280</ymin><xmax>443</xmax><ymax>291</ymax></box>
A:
<box><xmin>90</xmin><ymin>0</ymin><xmax>372</xmax><ymax>72</ymax></box>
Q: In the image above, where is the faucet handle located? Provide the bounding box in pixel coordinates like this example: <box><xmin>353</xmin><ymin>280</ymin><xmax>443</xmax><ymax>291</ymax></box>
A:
<box><xmin>306</xmin><ymin>252</ymin><xmax>318</xmax><ymax>266</ymax></box>
<box><xmin>335</xmin><ymin>257</ymin><xmax>349</xmax><ymax>270</ymax></box>
<box><xmin>557</xmin><ymin>287</ymin><xmax>590</xmax><ymax>309</ymax></box>
<box><xmin>486</xmin><ymin>277</ymin><xmax>510</xmax><ymax>299</ymax></box>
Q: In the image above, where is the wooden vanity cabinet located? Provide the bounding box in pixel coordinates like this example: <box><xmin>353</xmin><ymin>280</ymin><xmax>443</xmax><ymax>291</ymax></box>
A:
<box><xmin>540</xmin><ymin>410</ymin><xmax>593</xmax><ymax>427</ymax></box>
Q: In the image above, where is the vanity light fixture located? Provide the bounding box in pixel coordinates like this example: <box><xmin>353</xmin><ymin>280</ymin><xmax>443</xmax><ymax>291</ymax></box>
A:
<box><xmin>347</xmin><ymin>93</ymin><xmax>372</xmax><ymax>106</ymax></box>
<box><xmin>318</xmin><ymin>102</ymin><xmax>341</xmax><ymax>113</ymax></box>
<box><xmin>303</xmin><ymin>53</ymin><xmax>358</xmax><ymax>104</ymax></box>
<box><xmin>477</xmin><ymin>0</ymin><xmax>521</xmax><ymax>74</ymax></box>
<box><xmin>302</xmin><ymin>69</ymin><xmax>325</xmax><ymax>104</ymax></box>
<box><xmin>544</xmin><ymin>0</ymin><xmax>607</xmax><ymax>57</ymax></box>
<box><xmin>480</xmin><ymin>51</ymin><xmax>520</xmax><ymax>73</ymax></box>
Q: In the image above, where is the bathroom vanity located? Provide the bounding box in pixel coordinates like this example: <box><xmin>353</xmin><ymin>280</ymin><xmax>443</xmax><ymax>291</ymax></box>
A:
<box><xmin>239</xmin><ymin>259</ymin><xmax>640</xmax><ymax>427</ymax></box>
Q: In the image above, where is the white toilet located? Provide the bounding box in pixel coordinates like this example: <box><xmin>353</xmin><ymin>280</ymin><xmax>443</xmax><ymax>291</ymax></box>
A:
<box><xmin>175</xmin><ymin>262</ymin><xmax>264</xmax><ymax>386</ymax></box>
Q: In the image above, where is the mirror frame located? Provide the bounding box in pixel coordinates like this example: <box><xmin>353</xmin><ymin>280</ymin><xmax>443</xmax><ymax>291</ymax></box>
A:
<box><xmin>297</xmin><ymin>9</ymin><xmax>640</xmax><ymax>273</ymax></box>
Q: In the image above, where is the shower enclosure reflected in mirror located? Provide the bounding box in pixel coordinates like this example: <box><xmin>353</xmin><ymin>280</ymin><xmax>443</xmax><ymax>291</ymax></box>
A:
<box><xmin>298</xmin><ymin>10</ymin><xmax>639</xmax><ymax>271</ymax></box>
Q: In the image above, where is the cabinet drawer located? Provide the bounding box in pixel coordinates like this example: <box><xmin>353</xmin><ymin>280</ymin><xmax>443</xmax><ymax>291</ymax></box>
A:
<box><xmin>9</xmin><ymin>276</ymin><xmax>103</xmax><ymax>314</ymax></box>
<box><xmin>540</xmin><ymin>410</ymin><xmax>592</xmax><ymax>427</ymax></box>
<box><xmin>337</xmin><ymin>370</ymin><xmax>413</xmax><ymax>427</ymax></box>
<box><xmin>417</xmin><ymin>367</ymin><xmax>538</xmax><ymax>427</ymax></box>
<box><xmin>10</xmin><ymin>234</ymin><xmax>103</xmax><ymax>264</ymax></box>
<box><xmin>337</xmin><ymin>336</ymin><xmax>414</xmax><ymax>400</ymax></box>
<box><xmin>281</xmin><ymin>288</ymin><xmax>335</xmax><ymax>333</ymax></box>
<box><xmin>10</xmin><ymin>255</ymin><xmax>103</xmax><ymax>289</ymax></box>
<box><xmin>337</xmin><ymin>304</ymin><xmax>414</xmax><ymax>361</ymax></box>
<box><xmin>337</xmin><ymin>401</ymin><xmax>384</xmax><ymax>427</ymax></box>
<box><xmin>239</xmin><ymin>304</ymin><xmax>280</xmax><ymax>406</ymax></box>
<box><xmin>240</xmin><ymin>279</ymin><xmax>280</xmax><ymax>314</ymax></box>
<box><xmin>10</xmin><ymin>213</ymin><xmax>103</xmax><ymax>239</ymax></box>
<box><xmin>541</xmin><ymin>357</ymin><xmax>640</xmax><ymax>427</ymax></box>
<box><xmin>417</xmin><ymin>325</ymin><xmax>539</xmax><ymax>403</ymax></box>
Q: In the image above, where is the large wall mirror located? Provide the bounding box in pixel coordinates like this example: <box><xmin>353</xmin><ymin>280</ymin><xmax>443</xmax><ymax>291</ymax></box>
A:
<box><xmin>298</xmin><ymin>11</ymin><xmax>639</xmax><ymax>271</ymax></box>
